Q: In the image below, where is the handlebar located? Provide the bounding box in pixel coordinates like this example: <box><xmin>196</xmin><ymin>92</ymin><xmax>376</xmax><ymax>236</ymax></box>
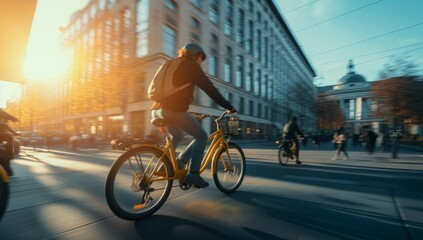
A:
<box><xmin>193</xmin><ymin>109</ymin><xmax>234</xmax><ymax>121</ymax></box>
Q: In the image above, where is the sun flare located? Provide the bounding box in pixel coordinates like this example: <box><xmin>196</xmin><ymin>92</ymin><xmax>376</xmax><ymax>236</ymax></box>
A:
<box><xmin>23</xmin><ymin>46</ymin><xmax>72</xmax><ymax>81</ymax></box>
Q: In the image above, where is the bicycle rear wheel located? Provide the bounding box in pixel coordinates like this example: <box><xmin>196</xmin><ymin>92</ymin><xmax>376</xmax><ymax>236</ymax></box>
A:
<box><xmin>213</xmin><ymin>142</ymin><xmax>246</xmax><ymax>194</ymax></box>
<box><xmin>105</xmin><ymin>146</ymin><xmax>173</xmax><ymax>220</ymax></box>
<box><xmin>278</xmin><ymin>148</ymin><xmax>289</xmax><ymax>166</ymax></box>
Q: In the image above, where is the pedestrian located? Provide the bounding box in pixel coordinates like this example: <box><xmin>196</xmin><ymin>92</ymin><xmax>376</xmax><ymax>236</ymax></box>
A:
<box><xmin>377</xmin><ymin>130</ymin><xmax>385</xmax><ymax>152</ymax></box>
<box><xmin>364</xmin><ymin>126</ymin><xmax>377</xmax><ymax>154</ymax></box>
<box><xmin>312</xmin><ymin>132</ymin><xmax>320</xmax><ymax>150</ymax></box>
<box><xmin>332</xmin><ymin>126</ymin><xmax>349</xmax><ymax>160</ymax></box>
<box><xmin>150</xmin><ymin>43</ymin><xmax>236</xmax><ymax>188</ymax></box>
<box><xmin>282</xmin><ymin>116</ymin><xmax>305</xmax><ymax>164</ymax></box>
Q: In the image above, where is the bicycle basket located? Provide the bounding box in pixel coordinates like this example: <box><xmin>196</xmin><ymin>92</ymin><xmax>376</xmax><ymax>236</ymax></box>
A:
<box><xmin>219</xmin><ymin>116</ymin><xmax>239</xmax><ymax>135</ymax></box>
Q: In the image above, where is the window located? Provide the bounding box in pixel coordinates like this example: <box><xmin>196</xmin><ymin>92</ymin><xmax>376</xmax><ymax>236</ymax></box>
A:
<box><xmin>99</xmin><ymin>0</ymin><xmax>106</xmax><ymax>9</ymax></box>
<box><xmin>254</xmin><ymin>69</ymin><xmax>261</xmax><ymax>96</ymax></box>
<box><xmin>264</xmin><ymin>106</ymin><xmax>268</xmax><ymax>120</ymax></box>
<box><xmin>190</xmin><ymin>0</ymin><xmax>202</xmax><ymax>8</ymax></box>
<box><xmin>246</xmin><ymin>62</ymin><xmax>253</xmax><ymax>92</ymax></box>
<box><xmin>267</xmin><ymin>79</ymin><xmax>273</xmax><ymax>100</ymax></box>
<box><xmin>235</xmin><ymin>55</ymin><xmax>243</xmax><ymax>88</ymax></box>
<box><xmin>255</xmin><ymin>29</ymin><xmax>261</xmax><ymax>59</ymax></box>
<box><xmin>208</xmin><ymin>49</ymin><xmax>218</xmax><ymax>76</ymax></box>
<box><xmin>261</xmin><ymin>74</ymin><xmax>267</xmax><ymax>99</ymax></box>
<box><xmin>224</xmin><ymin>0</ymin><xmax>233</xmax><ymax>36</ymax></box>
<box><xmin>248</xmin><ymin>1</ymin><xmax>253</xmax><ymax>13</ymax></box>
<box><xmin>225</xmin><ymin>92</ymin><xmax>233</xmax><ymax>103</ymax></box>
<box><xmin>246</xmin><ymin>20</ymin><xmax>253</xmax><ymax>53</ymax></box>
<box><xmin>224</xmin><ymin>46</ymin><xmax>232</xmax><ymax>83</ymax></box>
<box><xmin>136</xmin><ymin>0</ymin><xmax>149</xmax><ymax>57</ymax></box>
<box><xmin>209</xmin><ymin>0</ymin><xmax>219</xmax><ymax>24</ymax></box>
<box><xmin>224</xmin><ymin>60</ymin><xmax>232</xmax><ymax>83</ymax></box>
<box><xmin>239</xmin><ymin>97</ymin><xmax>244</xmax><ymax>114</ymax></box>
<box><xmin>164</xmin><ymin>0</ymin><xmax>177</xmax><ymax>11</ymax></box>
<box><xmin>190</xmin><ymin>16</ymin><xmax>201</xmax><ymax>42</ymax></box>
<box><xmin>263</xmin><ymin>36</ymin><xmax>268</xmax><ymax>64</ymax></box>
<box><xmin>258</xmin><ymin>103</ymin><xmax>262</xmax><ymax>118</ymax></box>
<box><xmin>163</xmin><ymin>25</ymin><xmax>176</xmax><ymax>57</ymax></box>
<box><xmin>134</xmin><ymin>72</ymin><xmax>146</xmax><ymax>101</ymax></box>
<box><xmin>236</xmin><ymin>8</ymin><xmax>244</xmax><ymax>45</ymax></box>
<box><xmin>190</xmin><ymin>16</ymin><xmax>200</xmax><ymax>28</ymax></box>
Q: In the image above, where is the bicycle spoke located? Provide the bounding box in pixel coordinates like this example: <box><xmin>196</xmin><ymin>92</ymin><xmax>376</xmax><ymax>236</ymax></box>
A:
<box><xmin>213</xmin><ymin>142</ymin><xmax>245</xmax><ymax>194</ymax></box>
<box><xmin>105</xmin><ymin>146</ymin><xmax>173</xmax><ymax>220</ymax></box>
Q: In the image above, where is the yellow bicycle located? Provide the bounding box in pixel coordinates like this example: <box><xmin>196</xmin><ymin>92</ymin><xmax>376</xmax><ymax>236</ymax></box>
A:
<box><xmin>0</xmin><ymin>142</ymin><xmax>10</xmax><ymax>221</ymax></box>
<box><xmin>105</xmin><ymin>110</ymin><xmax>246</xmax><ymax>220</ymax></box>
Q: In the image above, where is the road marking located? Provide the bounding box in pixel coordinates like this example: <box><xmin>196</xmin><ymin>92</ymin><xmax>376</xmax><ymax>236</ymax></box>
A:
<box><xmin>284</xmin><ymin>175</ymin><xmax>355</xmax><ymax>185</ymax></box>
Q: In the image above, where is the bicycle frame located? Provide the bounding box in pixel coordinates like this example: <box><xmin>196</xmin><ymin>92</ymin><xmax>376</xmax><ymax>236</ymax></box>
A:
<box><xmin>132</xmin><ymin>112</ymin><xmax>232</xmax><ymax>184</ymax></box>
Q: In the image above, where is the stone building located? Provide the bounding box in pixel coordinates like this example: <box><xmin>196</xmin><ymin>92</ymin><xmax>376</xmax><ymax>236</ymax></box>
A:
<box><xmin>319</xmin><ymin>60</ymin><xmax>386</xmax><ymax>135</ymax></box>
<box><xmin>40</xmin><ymin>0</ymin><xmax>316</xmax><ymax>140</ymax></box>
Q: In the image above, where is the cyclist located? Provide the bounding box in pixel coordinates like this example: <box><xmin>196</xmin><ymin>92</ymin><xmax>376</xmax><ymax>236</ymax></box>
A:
<box><xmin>151</xmin><ymin>43</ymin><xmax>236</xmax><ymax>188</ymax></box>
<box><xmin>282</xmin><ymin>116</ymin><xmax>305</xmax><ymax>164</ymax></box>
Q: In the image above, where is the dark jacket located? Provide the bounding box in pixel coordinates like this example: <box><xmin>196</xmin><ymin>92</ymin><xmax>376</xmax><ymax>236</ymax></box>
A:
<box><xmin>283</xmin><ymin>121</ymin><xmax>303</xmax><ymax>140</ymax></box>
<box><xmin>151</xmin><ymin>58</ymin><xmax>233</xmax><ymax>112</ymax></box>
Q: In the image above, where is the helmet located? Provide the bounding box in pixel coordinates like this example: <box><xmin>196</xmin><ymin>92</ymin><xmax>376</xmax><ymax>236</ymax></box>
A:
<box><xmin>182</xmin><ymin>43</ymin><xmax>206</xmax><ymax>61</ymax></box>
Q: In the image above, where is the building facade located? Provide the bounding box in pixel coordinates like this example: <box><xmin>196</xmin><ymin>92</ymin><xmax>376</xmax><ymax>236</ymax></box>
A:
<box><xmin>319</xmin><ymin>60</ymin><xmax>386</xmax><ymax>135</ymax></box>
<box><xmin>40</xmin><ymin>0</ymin><xmax>316</xmax><ymax>140</ymax></box>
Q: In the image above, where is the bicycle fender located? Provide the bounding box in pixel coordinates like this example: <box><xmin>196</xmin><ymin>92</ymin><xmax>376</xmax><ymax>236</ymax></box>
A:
<box><xmin>0</xmin><ymin>167</ymin><xmax>8</xmax><ymax>183</ymax></box>
<box><xmin>125</xmin><ymin>143</ymin><xmax>170</xmax><ymax>159</ymax></box>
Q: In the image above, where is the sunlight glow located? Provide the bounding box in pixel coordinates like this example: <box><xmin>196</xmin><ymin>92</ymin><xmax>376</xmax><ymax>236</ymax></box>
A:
<box><xmin>23</xmin><ymin>45</ymin><xmax>72</xmax><ymax>81</ymax></box>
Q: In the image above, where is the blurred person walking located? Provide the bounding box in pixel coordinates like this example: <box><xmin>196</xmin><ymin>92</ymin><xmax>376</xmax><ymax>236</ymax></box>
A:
<box><xmin>332</xmin><ymin>126</ymin><xmax>349</xmax><ymax>160</ymax></box>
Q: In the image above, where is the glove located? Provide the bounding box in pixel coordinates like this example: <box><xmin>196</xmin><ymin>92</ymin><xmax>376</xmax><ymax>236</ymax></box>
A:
<box><xmin>228</xmin><ymin>108</ymin><xmax>237</xmax><ymax>114</ymax></box>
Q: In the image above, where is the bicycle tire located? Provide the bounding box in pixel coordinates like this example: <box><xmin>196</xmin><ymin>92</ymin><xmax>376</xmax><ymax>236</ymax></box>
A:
<box><xmin>0</xmin><ymin>179</ymin><xmax>9</xmax><ymax>221</ymax></box>
<box><xmin>213</xmin><ymin>142</ymin><xmax>246</xmax><ymax>194</ymax></box>
<box><xmin>278</xmin><ymin>147</ymin><xmax>289</xmax><ymax>166</ymax></box>
<box><xmin>105</xmin><ymin>146</ymin><xmax>173</xmax><ymax>220</ymax></box>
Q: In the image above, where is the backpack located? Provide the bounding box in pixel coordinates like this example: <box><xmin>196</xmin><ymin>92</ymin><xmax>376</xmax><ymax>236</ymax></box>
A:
<box><xmin>147</xmin><ymin>58</ymin><xmax>191</xmax><ymax>101</ymax></box>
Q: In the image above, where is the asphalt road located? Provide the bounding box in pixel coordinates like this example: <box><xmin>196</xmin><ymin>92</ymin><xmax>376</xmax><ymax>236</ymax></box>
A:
<box><xmin>0</xmin><ymin>142</ymin><xmax>422</xmax><ymax>240</ymax></box>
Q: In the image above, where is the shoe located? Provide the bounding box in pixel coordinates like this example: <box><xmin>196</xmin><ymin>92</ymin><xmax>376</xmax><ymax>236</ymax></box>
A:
<box><xmin>184</xmin><ymin>173</ymin><xmax>209</xmax><ymax>188</ymax></box>
<box><xmin>177</xmin><ymin>158</ymin><xmax>188</xmax><ymax>170</ymax></box>
<box><xmin>296</xmin><ymin>161</ymin><xmax>302</xmax><ymax>165</ymax></box>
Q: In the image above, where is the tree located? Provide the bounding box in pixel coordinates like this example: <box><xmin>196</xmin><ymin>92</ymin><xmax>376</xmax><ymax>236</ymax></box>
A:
<box><xmin>378</xmin><ymin>55</ymin><xmax>420</xmax><ymax>79</ymax></box>
<box><xmin>314</xmin><ymin>92</ymin><xmax>345</xmax><ymax>130</ymax></box>
<box><xmin>372</xmin><ymin>76</ymin><xmax>423</xmax><ymax>125</ymax></box>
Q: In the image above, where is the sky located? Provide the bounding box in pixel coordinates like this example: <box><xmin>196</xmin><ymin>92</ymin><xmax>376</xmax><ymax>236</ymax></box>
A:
<box><xmin>274</xmin><ymin>0</ymin><xmax>423</xmax><ymax>86</ymax></box>
<box><xmin>1</xmin><ymin>0</ymin><xmax>423</xmax><ymax>107</ymax></box>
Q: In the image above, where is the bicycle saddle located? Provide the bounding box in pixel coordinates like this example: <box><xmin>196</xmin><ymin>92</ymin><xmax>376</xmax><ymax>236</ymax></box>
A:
<box><xmin>151</xmin><ymin>118</ymin><xmax>168</xmax><ymax>127</ymax></box>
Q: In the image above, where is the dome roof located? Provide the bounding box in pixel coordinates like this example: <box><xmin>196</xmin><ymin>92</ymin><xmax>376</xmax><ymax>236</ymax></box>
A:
<box><xmin>336</xmin><ymin>60</ymin><xmax>366</xmax><ymax>85</ymax></box>
<box><xmin>338</xmin><ymin>72</ymin><xmax>366</xmax><ymax>85</ymax></box>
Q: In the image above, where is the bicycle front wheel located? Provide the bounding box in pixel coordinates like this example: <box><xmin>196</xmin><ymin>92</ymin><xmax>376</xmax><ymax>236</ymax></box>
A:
<box><xmin>0</xmin><ymin>179</ymin><xmax>9</xmax><ymax>221</ymax></box>
<box><xmin>213</xmin><ymin>142</ymin><xmax>246</xmax><ymax>194</ymax></box>
<box><xmin>278</xmin><ymin>148</ymin><xmax>289</xmax><ymax>166</ymax></box>
<box><xmin>105</xmin><ymin>146</ymin><xmax>174</xmax><ymax>220</ymax></box>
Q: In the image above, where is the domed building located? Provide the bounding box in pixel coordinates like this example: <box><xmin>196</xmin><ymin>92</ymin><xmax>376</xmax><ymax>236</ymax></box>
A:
<box><xmin>319</xmin><ymin>60</ymin><xmax>386</xmax><ymax>135</ymax></box>
<box><xmin>334</xmin><ymin>60</ymin><xmax>367</xmax><ymax>89</ymax></box>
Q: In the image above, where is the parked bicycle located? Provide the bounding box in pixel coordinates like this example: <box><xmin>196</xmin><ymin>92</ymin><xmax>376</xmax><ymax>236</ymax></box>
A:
<box><xmin>105</xmin><ymin>110</ymin><xmax>246</xmax><ymax>220</ymax></box>
<box><xmin>276</xmin><ymin>139</ymin><xmax>297</xmax><ymax>166</ymax></box>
